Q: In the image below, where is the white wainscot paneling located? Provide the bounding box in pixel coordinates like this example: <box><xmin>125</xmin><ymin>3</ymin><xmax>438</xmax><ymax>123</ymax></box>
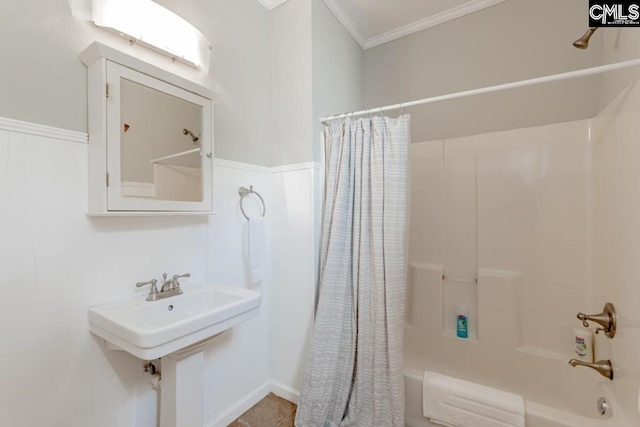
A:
<box><xmin>268</xmin><ymin>164</ymin><xmax>317</xmax><ymax>394</ymax></box>
<box><xmin>204</xmin><ymin>160</ymin><xmax>272</xmax><ymax>426</ymax></box>
<box><xmin>0</xmin><ymin>128</ymin><xmax>208</xmax><ymax>427</ymax></box>
<box><xmin>0</xmin><ymin>124</ymin><xmax>280</xmax><ymax>427</ymax></box>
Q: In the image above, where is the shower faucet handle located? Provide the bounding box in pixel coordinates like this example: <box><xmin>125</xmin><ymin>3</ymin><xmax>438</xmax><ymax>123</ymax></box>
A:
<box><xmin>576</xmin><ymin>303</ymin><xmax>617</xmax><ymax>339</ymax></box>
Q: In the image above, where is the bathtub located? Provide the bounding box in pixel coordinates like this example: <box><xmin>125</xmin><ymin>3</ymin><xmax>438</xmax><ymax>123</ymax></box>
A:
<box><xmin>404</xmin><ymin>368</ymin><xmax>630</xmax><ymax>427</ymax></box>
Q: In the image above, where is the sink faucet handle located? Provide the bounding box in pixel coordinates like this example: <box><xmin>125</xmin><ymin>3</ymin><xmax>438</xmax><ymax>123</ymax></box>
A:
<box><xmin>172</xmin><ymin>273</ymin><xmax>191</xmax><ymax>290</ymax></box>
<box><xmin>136</xmin><ymin>279</ymin><xmax>160</xmax><ymax>301</ymax></box>
<box><xmin>162</xmin><ymin>273</ymin><xmax>168</xmax><ymax>283</ymax></box>
<box><xmin>136</xmin><ymin>279</ymin><xmax>158</xmax><ymax>288</ymax></box>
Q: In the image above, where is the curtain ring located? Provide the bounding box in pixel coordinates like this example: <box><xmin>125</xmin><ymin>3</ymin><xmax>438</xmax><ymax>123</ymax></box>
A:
<box><xmin>400</xmin><ymin>103</ymin><xmax>405</xmax><ymax>116</ymax></box>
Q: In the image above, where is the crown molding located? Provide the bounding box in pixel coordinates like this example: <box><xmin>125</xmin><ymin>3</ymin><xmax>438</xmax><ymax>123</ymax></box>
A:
<box><xmin>255</xmin><ymin>0</ymin><xmax>289</xmax><ymax>11</ymax></box>
<box><xmin>256</xmin><ymin>0</ymin><xmax>507</xmax><ymax>50</ymax></box>
<box><xmin>364</xmin><ymin>0</ymin><xmax>508</xmax><ymax>49</ymax></box>
<box><xmin>321</xmin><ymin>0</ymin><xmax>366</xmax><ymax>49</ymax></box>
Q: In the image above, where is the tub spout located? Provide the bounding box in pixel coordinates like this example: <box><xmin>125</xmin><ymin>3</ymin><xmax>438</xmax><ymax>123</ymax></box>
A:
<box><xmin>569</xmin><ymin>359</ymin><xmax>613</xmax><ymax>380</ymax></box>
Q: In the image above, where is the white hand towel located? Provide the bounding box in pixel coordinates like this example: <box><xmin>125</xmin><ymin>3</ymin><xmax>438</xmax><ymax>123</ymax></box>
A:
<box><xmin>248</xmin><ymin>217</ymin><xmax>267</xmax><ymax>284</ymax></box>
<box><xmin>423</xmin><ymin>371</ymin><xmax>525</xmax><ymax>427</ymax></box>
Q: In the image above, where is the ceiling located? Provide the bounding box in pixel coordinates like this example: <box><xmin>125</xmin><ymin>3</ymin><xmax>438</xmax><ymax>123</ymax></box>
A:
<box><xmin>255</xmin><ymin>0</ymin><xmax>508</xmax><ymax>49</ymax></box>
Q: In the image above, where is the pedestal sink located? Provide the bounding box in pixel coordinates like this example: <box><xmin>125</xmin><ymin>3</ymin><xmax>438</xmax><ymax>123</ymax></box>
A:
<box><xmin>89</xmin><ymin>283</ymin><xmax>261</xmax><ymax>427</ymax></box>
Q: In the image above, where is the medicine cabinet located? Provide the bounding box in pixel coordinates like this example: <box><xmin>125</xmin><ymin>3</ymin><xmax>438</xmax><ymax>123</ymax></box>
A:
<box><xmin>80</xmin><ymin>42</ymin><xmax>217</xmax><ymax>215</ymax></box>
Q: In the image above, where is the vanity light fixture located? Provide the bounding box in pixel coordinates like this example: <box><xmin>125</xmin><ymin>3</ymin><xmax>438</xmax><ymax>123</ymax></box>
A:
<box><xmin>92</xmin><ymin>0</ymin><xmax>210</xmax><ymax>69</ymax></box>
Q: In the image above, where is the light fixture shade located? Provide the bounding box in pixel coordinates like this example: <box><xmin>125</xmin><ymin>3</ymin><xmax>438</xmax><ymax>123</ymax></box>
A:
<box><xmin>92</xmin><ymin>0</ymin><xmax>209</xmax><ymax>69</ymax></box>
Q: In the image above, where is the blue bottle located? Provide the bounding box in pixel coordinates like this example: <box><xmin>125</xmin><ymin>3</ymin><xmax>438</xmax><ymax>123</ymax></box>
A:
<box><xmin>456</xmin><ymin>305</ymin><xmax>469</xmax><ymax>339</ymax></box>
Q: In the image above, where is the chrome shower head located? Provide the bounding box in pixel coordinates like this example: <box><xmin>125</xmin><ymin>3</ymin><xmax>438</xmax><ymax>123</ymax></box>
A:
<box><xmin>573</xmin><ymin>27</ymin><xmax>598</xmax><ymax>49</ymax></box>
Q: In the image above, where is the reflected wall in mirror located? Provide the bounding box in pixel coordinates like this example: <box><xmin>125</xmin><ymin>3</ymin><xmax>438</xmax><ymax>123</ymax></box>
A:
<box><xmin>120</xmin><ymin>78</ymin><xmax>203</xmax><ymax>203</ymax></box>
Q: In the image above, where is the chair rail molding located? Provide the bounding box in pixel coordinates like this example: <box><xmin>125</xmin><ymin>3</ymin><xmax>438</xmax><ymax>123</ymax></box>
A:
<box><xmin>0</xmin><ymin>116</ymin><xmax>88</xmax><ymax>144</ymax></box>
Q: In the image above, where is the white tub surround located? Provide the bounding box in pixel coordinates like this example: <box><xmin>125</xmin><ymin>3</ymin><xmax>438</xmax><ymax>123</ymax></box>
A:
<box><xmin>423</xmin><ymin>371</ymin><xmax>525</xmax><ymax>427</ymax></box>
<box><xmin>405</xmin><ymin>79</ymin><xmax>640</xmax><ymax>423</ymax></box>
<box><xmin>405</xmin><ymin>370</ymin><xmax>628</xmax><ymax>427</ymax></box>
<box><xmin>406</xmin><ymin>118</ymin><xmax>599</xmax><ymax>416</ymax></box>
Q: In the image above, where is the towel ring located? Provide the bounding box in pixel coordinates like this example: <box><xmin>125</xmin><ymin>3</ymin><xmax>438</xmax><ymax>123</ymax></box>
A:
<box><xmin>239</xmin><ymin>186</ymin><xmax>266</xmax><ymax>220</ymax></box>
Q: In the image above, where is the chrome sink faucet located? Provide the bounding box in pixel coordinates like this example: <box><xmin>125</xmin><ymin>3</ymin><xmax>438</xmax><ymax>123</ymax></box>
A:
<box><xmin>136</xmin><ymin>273</ymin><xmax>191</xmax><ymax>301</ymax></box>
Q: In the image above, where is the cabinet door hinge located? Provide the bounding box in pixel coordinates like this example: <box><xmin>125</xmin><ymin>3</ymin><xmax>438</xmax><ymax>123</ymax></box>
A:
<box><xmin>106</xmin><ymin>83</ymin><xmax>110</xmax><ymax>98</ymax></box>
<box><xmin>106</xmin><ymin>172</ymin><xmax>110</xmax><ymax>187</ymax></box>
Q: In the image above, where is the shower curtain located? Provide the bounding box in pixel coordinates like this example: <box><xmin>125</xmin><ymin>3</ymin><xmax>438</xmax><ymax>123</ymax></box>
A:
<box><xmin>296</xmin><ymin>115</ymin><xmax>410</xmax><ymax>427</ymax></box>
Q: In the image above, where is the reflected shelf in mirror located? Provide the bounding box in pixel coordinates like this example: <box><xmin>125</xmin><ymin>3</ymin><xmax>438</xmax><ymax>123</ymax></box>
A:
<box><xmin>150</xmin><ymin>148</ymin><xmax>202</xmax><ymax>164</ymax></box>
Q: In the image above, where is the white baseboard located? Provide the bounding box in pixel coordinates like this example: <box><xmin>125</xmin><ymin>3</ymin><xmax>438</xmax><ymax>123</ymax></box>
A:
<box><xmin>206</xmin><ymin>381</ymin><xmax>301</xmax><ymax>427</ymax></box>
<box><xmin>270</xmin><ymin>381</ymin><xmax>301</xmax><ymax>404</ymax></box>
<box><xmin>207</xmin><ymin>381</ymin><xmax>272</xmax><ymax>427</ymax></box>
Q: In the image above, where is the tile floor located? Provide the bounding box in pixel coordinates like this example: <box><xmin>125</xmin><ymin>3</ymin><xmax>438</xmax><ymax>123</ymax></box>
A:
<box><xmin>229</xmin><ymin>393</ymin><xmax>297</xmax><ymax>427</ymax></box>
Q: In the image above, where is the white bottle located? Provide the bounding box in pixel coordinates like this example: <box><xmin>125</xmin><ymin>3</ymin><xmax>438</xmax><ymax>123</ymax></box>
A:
<box><xmin>573</xmin><ymin>328</ymin><xmax>594</xmax><ymax>363</ymax></box>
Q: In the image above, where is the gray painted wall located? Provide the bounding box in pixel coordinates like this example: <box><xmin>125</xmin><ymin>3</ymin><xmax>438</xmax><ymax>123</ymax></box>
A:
<box><xmin>363</xmin><ymin>0</ymin><xmax>603</xmax><ymax>143</ymax></box>
<box><xmin>0</xmin><ymin>0</ymin><xmax>273</xmax><ymax>166</ymax></box>
<box><xmin>312</xmin><ymin>0</ymin><xmax>364</xmax><ymax>162</ymax></box>
<box><xmin>268</xmin><ymin>0</ymin><xmax>314</xmax><ymax>166</ymax></box>
<box><xmin>267</xmin><ymin>0</ymin><xmax>365</xmax><ymax>166</ymax></box>
<box><xmin>3</xmin><ymin>0</ymin><xmax>601</xmax><ymax>164</ymax></box>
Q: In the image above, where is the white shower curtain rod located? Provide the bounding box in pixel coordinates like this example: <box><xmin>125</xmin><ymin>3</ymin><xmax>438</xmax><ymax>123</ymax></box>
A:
<box><xmin>320</xmin><ymin>58</ymin><xmax>640</xmax><ymax>123</ymax></box>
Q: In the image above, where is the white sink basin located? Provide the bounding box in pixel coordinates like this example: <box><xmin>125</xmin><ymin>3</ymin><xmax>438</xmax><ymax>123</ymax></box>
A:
<box><xmin>89</xmin><ymin>284</ymin><xmax>261</xmax><ymax>360</ymax></box>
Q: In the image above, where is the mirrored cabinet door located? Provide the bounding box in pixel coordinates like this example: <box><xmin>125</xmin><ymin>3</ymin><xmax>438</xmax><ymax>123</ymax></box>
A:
<box><xmin>105</xmin><ymin>61</ymin><xmax>213</xmax><ymax>212</ymax></box>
